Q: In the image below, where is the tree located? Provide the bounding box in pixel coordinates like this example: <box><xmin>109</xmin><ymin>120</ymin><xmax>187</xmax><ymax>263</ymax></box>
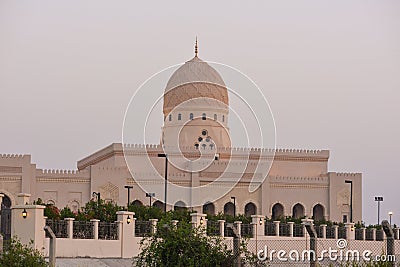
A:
<box><xmin>0</xmin><ymin>238</ymin><xmax>47</xmax><ymax>267</ymax></box>
<box><xmin>135</xmin><ymin>221</ymin><xmax>233</xmax><ymax>267</ymax></box>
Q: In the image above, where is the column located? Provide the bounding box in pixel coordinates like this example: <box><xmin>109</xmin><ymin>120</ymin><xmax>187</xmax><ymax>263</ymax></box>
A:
<box><xmin>345</xmin><ymin>223</ymin><xmax>355</xmax><ymax>240</ymax></box>
<box><xmin>234</xmin><ymin>221</ymin><xmax>242</xmax><ymax>237</ymax></box>
<box><xmin>191</xmin><ymin>213</ymin><xmax>207</xmax><ymax>230</ymax></box>
<box><xmin>116</xmin><ymin>211</ymin><xmax>135</xmax><ymax>258</ymax></box>
<box><xmin>11</xmin><ymin>193</ymin><xmax>46</xmax><ymax>250</ymax></box>
<box><xmin>91</xmin><ymin>219</ymin><xmax>99</xmax><ymax>240</ymax></box>
<box><xmin>371</xmin><ymin>228</ymin><xmax>376</xmax><ymax>241</ymax></box>
<box><xmin>320</xmin><ymin>224</ymin><xmax>327</xmax><ymax>239</ymax></box>
<box><xmin>288</xmin><ymin>222</ymin><xmax>294</xmax><ymax>237</ymax></box>
<box><xmin>273</xmin><ymin>221</ymin><xmax>280</xmax><ymax>236</ymax></box>
<box><xmin>149</xmin><ymin>219</ymin><xmax>158</xmax><ymax>234</ymax></box>
<box><xmin>171</xmin><ymin>220</ymin><xmax>179</xmax><ymax>228</ymax></box>
<box><xmin>251</xmin><ymin>215</ymin><xmax>264</xmax><ymax>237</ymax></box>
<box><xmin>64</xmin><ymin>218</ymin><xmax>75</xmax><ymax>239</ymax></box>
<box><xmin>333</xmin><ymin>225</ymin><xmax>339</xmax><ymax>239</ymax></box>
<box><xmin>361</xmin><ymin>227</ymin><xmax>366</xmax><ymax>240</ymax></box>
<box><xmin>218</xmin><ymin>220</ymin><xmax>225</xmax><ymax>237</ymax></box>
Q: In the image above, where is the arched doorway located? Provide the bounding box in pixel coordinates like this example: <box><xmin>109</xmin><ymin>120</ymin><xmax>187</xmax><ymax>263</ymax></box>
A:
<box><xmin>1</xmin><ymin>194</ymin><xmax>12</xmax><ymax>240</ymax></box>
<box><xmin>203</xmin><ymin>202</ymin><xmax>215</xmax><ymax>215</ymax></box>
<box><xmin>132</xmin><ymin>200</ymin><xmax>143</xmax><ymax>206</ymax></box>
<box><xmin>245</xmin><ymin>202</ymin><xmax>257</xmax><ymax>216</ymax></box>
<box><xmin>271</xmin><ymin>203</ymin><xmax>284</xmax><ymax>220</ymax></box>
<box><xmin>224</xmin><ymin>202</ymin><xmax>235</xmax><ymax>216</ymax></box>
<box><xmin>152</xmin><ymin>200</ymin><xmax>163</xmax><ymax>210</ymax></box>
<box><xmin>313</xmin><ymin>204</ymin><xmax>324</xmax><ymax>221</ymax></box>
<box><xmin>292</xmin><ymin>203</ymin><xmax>305</xmax><ymax>219</ymax></box>
<box><xmin>174</xmin><ymin>201</ymin><xmax>187</xmax><ymax>211</ymax></box>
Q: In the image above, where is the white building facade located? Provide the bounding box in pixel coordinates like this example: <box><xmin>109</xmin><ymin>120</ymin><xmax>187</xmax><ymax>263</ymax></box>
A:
<box><xmin>0</xmin><ymin>49</ymin><xmax>362</xmax><ymax>224</ymax></box>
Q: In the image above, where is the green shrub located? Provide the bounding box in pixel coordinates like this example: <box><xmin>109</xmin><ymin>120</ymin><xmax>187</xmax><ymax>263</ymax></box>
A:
<box><xmin>0</xmin><ymin>237</ymin><xmax>47</xmax><ymax>267</ymax></box>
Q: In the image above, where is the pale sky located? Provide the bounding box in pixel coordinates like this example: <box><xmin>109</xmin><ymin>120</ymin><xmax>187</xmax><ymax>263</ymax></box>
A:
<box><xmin>0</xmin><ymin>0</ymin><xmax>399</xmax><ymax>225</ymax></box>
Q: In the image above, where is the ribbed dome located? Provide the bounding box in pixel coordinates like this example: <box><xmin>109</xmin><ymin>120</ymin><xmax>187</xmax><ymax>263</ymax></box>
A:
<box><xmin>163</xmin><ymin>56</ymin><xmax>229</xmax><ymax>115</ymax></box>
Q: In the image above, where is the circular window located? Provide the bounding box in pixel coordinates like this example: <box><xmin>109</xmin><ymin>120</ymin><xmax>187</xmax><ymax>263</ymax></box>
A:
<box><xmin>205</xmin><ymin>136</ymin><xmax>211</xmax><ymax>142</ymax></box>
<box><xmin>198</xmin><ymin>137</ymin><xmax>203</xmax><ymax>142</ymax></box>
<box><xmin>201</xmin><ymin>130</ymin><xmax>208</xmax><ymax>136</ymax></box>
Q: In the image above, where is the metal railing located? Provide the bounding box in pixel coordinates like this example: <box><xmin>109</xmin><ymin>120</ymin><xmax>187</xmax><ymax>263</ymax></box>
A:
<box><xmin>326</xmin><ymin>226</ymin><xmax>335</xmax><ymax>239</ymax></box>
<box><xmin>224</xmin><ymin>222</ymin><xmax>235</xmax><ymax>237</ymax></box>
<box><xmin>241</xmin><ymin>224</ymin><xmax>253</xmax><ymax>238</ymax></box>
<box><xmin>45</xmin><ymin>219</ymin><xmax>68</xmax><ymax>238</ymax></box>
<box><xmin>264</xmin><ymin>221</ymin><xmax>276</xmax><ymax>236</ymax></box>
<box><xmin>98</xmin><ymin>222</ymin><xmax>119</xmax><ymax>240</ymax></box>
<box><xmin>73</xmin><ymin>221</ymin><xmax>93</xmax><ymax>239</ymax></box>
<box><xmin>376</xmin><ymin>229</ymin><xmax>384</xmax><ymax>241</ymax></box>
<box><xmin>315</xmin><ymin>225</ymin><xmax>323</xmax><ymax>238</ymax></box>
<box><xmin>355</xmin><ymin>228</ymin><xmax>363</xmax><ymax>240</ymax></box>
<box><xmin>366</xmin><ymin>228</ymin><xmax>374</xmax><ymax>240</ymax></box>
<box><xmin>293</xmin><ymin>224</ymin><xmax>304</xmax><ymax>237</ymax></box>
<box><xmin>279</xmin><ymin>223</ymin><xmax>290</xmax><ymax>237</ymax></box>
<box><xmin>135</xmin><ymin>221</ymin><xmax>151</xmax><ymax>237</ymax></box>
<box><xmin>338</xmin><ymin>226</ymin><xmax>347</xmax><ymax>239</ymax></box>
<box><xmin>206</xmin><ymin>220</ymin><xmax>220</xmax><ymax>236</ymax></box>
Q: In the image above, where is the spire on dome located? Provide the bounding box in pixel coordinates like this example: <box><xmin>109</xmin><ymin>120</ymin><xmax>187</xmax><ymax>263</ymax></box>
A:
<box><xmin>195</xmin><ymin>37</ymin><xmax>198</xmax><ymax>57</ymax></box>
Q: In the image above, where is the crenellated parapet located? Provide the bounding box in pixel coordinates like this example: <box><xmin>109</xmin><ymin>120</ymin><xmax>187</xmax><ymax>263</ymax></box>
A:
<box><xmin>269</xmin><ymin>175</ymin><xmax>329</xmax><ymax>184</ymax></box>
<box><xmin>36</xmin><ymin>168</ymin><xmax>90</xmax><ymax>184</ymax></box>
<box><xmin>0</xmin><ymin>154</ymin><xmax>25</xmax><ymax>159</ymax></box>
<box><xmin>334</xmin><ymin>172</ymin><xmax>361</xmax><ymax>176</ymax></box>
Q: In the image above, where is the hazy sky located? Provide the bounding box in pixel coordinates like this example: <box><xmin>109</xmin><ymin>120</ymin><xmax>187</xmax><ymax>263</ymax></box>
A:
<box><xmin>1</xmin><ymin>1</ymin><xmax>399</xmax><ymax>225</ymax></box>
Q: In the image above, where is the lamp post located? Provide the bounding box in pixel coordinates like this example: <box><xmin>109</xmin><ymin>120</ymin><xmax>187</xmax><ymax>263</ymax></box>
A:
<box><xmin>345</xmin><ymin>180</ymin><xmax>353</xmax><ymax>223</ymax></box>
<box><xmin>231</xmin><ymin>197</ymin><xmax>236</xmax><ymax>218</ymax></box>
<box><xmin>124</xmin><ymin>185</ymin><xmax>133</xmax><ymax>210</ymax></box>
<box><xmin>146</xmin><ymin>193</ymin><xmax>155</xmax><ymax>206</ymax></box>
<box><xmin>158</xmin><ymin>153</ymin><xmax>168</xmax><ymax>212</ymax></box>
<box><xmin>92</xmin><ymin>192</ymin><xmax>100</xmax><ymax>206</ymax></box>
<box><xmin>389</xmin><ymin>211</ymin><xmax>393</xmax><ymax>226</ymax></box>
<box><xmin>374</xmin><ymin>196</ymin><xmax>383</xmax><ymax>225</ymax></box>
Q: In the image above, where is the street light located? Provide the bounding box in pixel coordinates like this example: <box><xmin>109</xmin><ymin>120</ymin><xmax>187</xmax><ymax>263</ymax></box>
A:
<box><xmin>124</xmin><ymin>185</ymin><xmax>133</xmax><ymax>210</ymax></box>
<box><xmin>374</xmin><ymin>196</ymin><xmax>383</xmax><ymax>225</ymax></box>
<box><xmin>146</xmin><ymin>193</ymin><xmax>155</xmax><ymax>206</ymax></box>
<box><xmin>231</xmin><ymin>197</ymin><xmax>236</xmax><ymax>218</ymax></box>
<box><xmin>158</xmin><ymin>153</ymin><xmax>168</xmax><ymax>212</ymax></box>
<box><xmin>345</xmin><ymin>180</ymin><xmax>353</xmax><ymax>223</ymax></box>
<box><xmin>389</xmin><ymin>211</ymin><xmax>393</xmax><ymax>226</ymax></box>
<box><xmin>92</xmin><ymin>192</ymin><xmax>101</xmax><ymax>206</ymax></box>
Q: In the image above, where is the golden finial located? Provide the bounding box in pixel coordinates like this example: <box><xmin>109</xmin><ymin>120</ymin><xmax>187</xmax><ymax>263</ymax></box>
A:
<box><xmin>195</xmin><ymin>37</ymin><xmax>198</xmax><ymax>57</ymax></box>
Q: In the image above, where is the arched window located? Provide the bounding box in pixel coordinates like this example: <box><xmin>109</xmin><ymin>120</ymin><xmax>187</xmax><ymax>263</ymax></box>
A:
<box><xmin>201</xmin><ymin>144</ymin><xmax>206</xmax><ymax>149</ymax></box>
<box><xmin>245</xmin><ymin>202</ymin><xmax>257</xmax><ymax>216</ymax></box>
<box><xmin>178</xmin><ymin>113</ymin><xmax>182</xmax><ymax>120</ymax></box>
<box><xmin>214</xmin><ymin>114</ymin><xmax>217</xmax><ymax>121</ymax></box>
<box><xmin>194</xmin><ymin>143</ymin><xmax>199</xmax><ymax>149</ymax></box>
<box><xmin>168</xmin><ymin>114</ymin><xmax>172</xmax><ymax>121</ymax></box>
<box><xmin>202</xmin><ymin>113</ymin><xmax>206</xmax><ymax>120</ymax></box>
<box><xmin>222</xmin><ymin>115</ymin><xmax>225</xmax><ymax>122</ymax></box>
<box><xmin>292</xmin><ymin>203</ymin><xmax>305</xmax><ymax>219</ymax></box>
<box><xmin>152</xmin><ymin>200</ymin><xmax>163</xmax><ymax>210</ymax></box>
<box><xmin>132</xmin><ymin>200</ymin><xmax>143</xmax><ymax>206</ymax></box>
<box><xmin>190</xmin><ymin>113</ymin><xmax>194</xmax><ymax>120</ymax></box>
<box><xmin>224</xmin><ymin>202</ymin><xmax>235</xmax><ymax>216</ymax></box>
<box><xmin>272</xmin><ymin>203</ymin><xmax>284</xmax><ymax>220</ymax></box>
<box><xmin>174</xmin><ymin>201</ymin><xmax>187</xmax><ymax>211</ymax></box>
<box><xmin>203</xmin><ymin>202</ymin><xmax>215</xmax><ymax>215</ymax></box>
<box><xmin>312</xmin><ymin>204</ymin><xmax>325</xmax><ymax>221</ymax></box>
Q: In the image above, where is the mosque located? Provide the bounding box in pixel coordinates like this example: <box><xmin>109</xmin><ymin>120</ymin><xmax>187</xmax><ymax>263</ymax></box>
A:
<box><xmin>0</xmin><ymin>42</ymin><xmax>362</xmax><ymax>225</ymax></box>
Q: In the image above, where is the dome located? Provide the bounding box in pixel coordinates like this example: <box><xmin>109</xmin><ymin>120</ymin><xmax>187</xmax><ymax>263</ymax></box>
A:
<box><xmin>163</xmin><ymin>56</ymin><xmax>229</xmax><ymax>115</ymax></box>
